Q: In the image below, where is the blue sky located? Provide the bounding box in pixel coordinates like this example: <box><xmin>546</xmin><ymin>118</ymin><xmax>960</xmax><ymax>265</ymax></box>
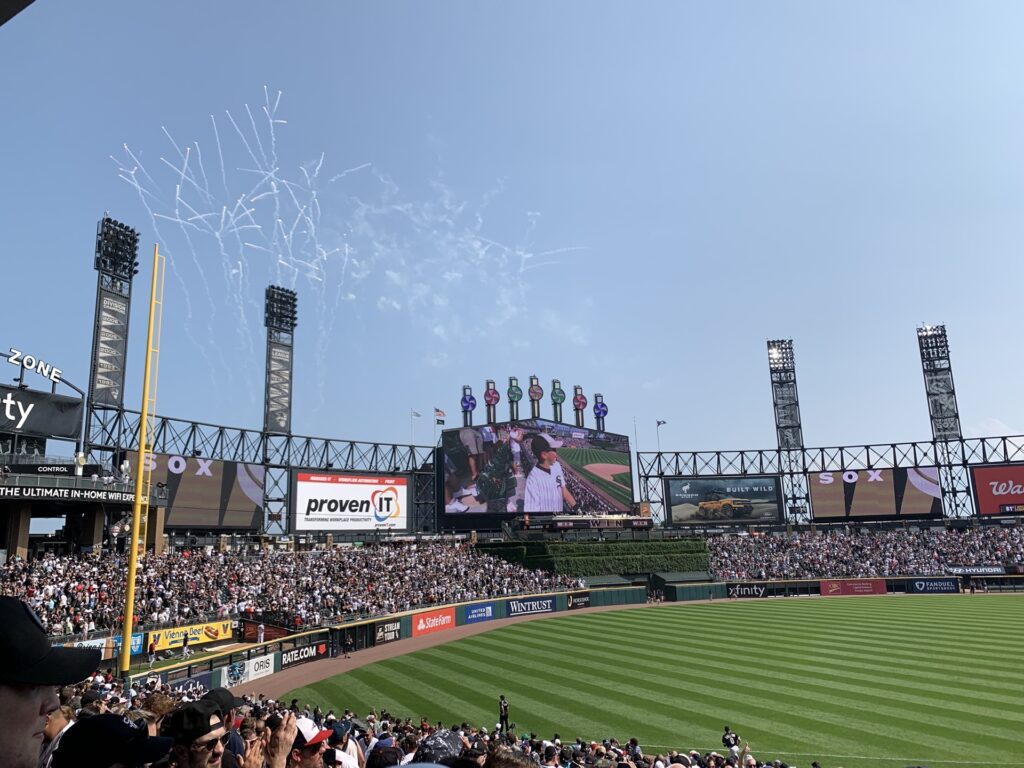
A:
<box><xmin>3</xmin><ymin>1</ymin><xmax>1023</xmax><ymax>456</ymax></box>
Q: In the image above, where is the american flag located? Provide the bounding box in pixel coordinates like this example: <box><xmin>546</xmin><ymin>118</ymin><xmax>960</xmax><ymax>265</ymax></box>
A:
<box><xmin>434</xmin><ymin>407</ymin><xmax>446</xmax><ymax>425</ymax></box>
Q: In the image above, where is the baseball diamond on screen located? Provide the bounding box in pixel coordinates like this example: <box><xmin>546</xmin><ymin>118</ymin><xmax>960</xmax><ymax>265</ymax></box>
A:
<box><xmin>440</xmin><ymin>418</ymin><xmax>633</xmax><ymax>517</ymax></box>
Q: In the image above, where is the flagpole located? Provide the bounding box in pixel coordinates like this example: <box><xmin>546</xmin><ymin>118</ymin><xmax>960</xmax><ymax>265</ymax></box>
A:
<box><xmin>410</xmin><ymin>409</ymin><xmax>415</xmax><ymax>444</ymax></box>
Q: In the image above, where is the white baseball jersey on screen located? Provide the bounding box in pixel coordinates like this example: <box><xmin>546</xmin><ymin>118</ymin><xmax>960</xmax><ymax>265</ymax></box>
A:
<box><xmin>524</xmin><ymin>462</ymin><xmax>567</xmax><ymax>512</ymax></box>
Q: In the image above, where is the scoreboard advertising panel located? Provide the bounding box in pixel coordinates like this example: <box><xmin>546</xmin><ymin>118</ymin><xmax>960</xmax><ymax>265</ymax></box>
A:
<box><xmin>808</xmin><ymin>467</ymin><xmax>942</xmax><ymax>520</ymax></box>
<box><xmin>664</xmin><ymin>475</ymin><xmax>783</xmax><ymax>525</ymax></box>
<box><xmin>970</xmin><ymin>464</ymin><xmax>1024</xmax><ymax>516</ymax></box>
<box><xmin>293</xmin><ymin>471</ymin><xmax>409</xmax><ymax>532</ymax></box>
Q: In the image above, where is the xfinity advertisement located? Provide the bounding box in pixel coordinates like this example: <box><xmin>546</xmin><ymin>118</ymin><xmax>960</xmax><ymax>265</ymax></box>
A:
<box><xmin>665</xmin><ymin>475</ymin><xmax>783</xmax><ymax>525</ymax></box>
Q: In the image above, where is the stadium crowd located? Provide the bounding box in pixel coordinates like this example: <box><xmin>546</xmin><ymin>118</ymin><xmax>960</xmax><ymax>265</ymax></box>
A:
<box><xmin>708</xmin><ymin>525</ymin><xmax>1024</xmax><ymax>580</ymax></box>
<box><xmin>0</xmin><ymin>542</ymin><xmax>582</xmax><ymax>637</ymax></box>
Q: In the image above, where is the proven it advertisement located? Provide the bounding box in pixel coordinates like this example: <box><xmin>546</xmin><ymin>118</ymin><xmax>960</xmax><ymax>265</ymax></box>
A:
<box><xmin>971</xmin><ymin>464</ymin><xmax>1024</xmax><ymax>515</ymax></box>
<box><xmin>293</xmin><ymin>472</ymin><xmax>409</xmax><ymax>532</ymax></box>
<box><xmin>809</xmin><ymin>467</ymin><xmax>943</xmax><ymax>520</ymax></box>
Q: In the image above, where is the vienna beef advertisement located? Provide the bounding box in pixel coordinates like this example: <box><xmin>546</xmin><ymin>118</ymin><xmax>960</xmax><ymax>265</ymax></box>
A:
<box><xmin>971</xmin><ymin>464</ymin><xmax>1024</xmax><ymax>515</ymax></box>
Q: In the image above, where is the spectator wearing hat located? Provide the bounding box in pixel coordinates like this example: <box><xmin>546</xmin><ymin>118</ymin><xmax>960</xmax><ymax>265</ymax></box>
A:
<box><xmin>289</xmin><ymin>716</ymin><xmax>332</xmax><ymax>768</ymax></box>
<box><xmin>0</xmin><ymin>597</ymin><xmax>101</xmax><ymax>768</ymax></box>
<box><xmin>163</xmin><ymin>700</ymin><xmax>230</xmax><ymax>768</ymax></box>
<box><xmin>202</xmin><ymin>687</ymin><xmax>246</xmax><ymax>761</ymax></box>
<box><xmin>51</xmin><ymin>713</ymin><xmax>173</xmax><ymax>768</ymax></box>
<box><xmin>524</xmin><ymin>434</ymin><xmax>577</xmax><ymax>514</ymax></box>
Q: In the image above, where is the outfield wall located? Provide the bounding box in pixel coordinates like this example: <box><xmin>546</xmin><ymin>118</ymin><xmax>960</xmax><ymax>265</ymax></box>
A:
<box><xmin>132</xmin><ymin>586</ymin><xmax>647</xmax><ymax>689</ymax></box>
<box><xmin>664</xmin><ymin>574</ymin><xmax>1024</xmax><ymax>601</ymax></box>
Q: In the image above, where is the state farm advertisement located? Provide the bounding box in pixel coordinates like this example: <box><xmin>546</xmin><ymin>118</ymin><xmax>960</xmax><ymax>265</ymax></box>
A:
<box><xmin>412</xmin><ymin>607</ymin><xmax>456</xmax><ymax>637</ymax></box>
<box><xmin>293</xmin><ymin>472</ymin><xmax>409</xmax><ymax>532</ymax></box>
<box><xmin>820</xmin><ymin>579</ymin><xmax>887</xmax><ymax>596</ymax></box>
<box><xmin>971</xmin><ymin>464</ymin><xmax>1024</xmax><ymax>515</ymax></box>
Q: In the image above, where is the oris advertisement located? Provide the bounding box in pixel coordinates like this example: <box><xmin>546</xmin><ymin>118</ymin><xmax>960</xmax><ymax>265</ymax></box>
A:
<box><xmin>292</xmin><ymin>472</ymin><xmax>409</xmax><ymax>532</ymax></box>
<box><xmin>971</xmin><ymin>464</ymin><xmax>1024</xmax><ymax>515</ymax></box>
<box><xmin>412</xmin><ymin>607</ymin><xmax>456</xmax><ymax>637</ymax></box>
<box><xmin>128</xmin><ymin>452</ymin><xmax>264</xmax><ymax>530</ymax></box>
<box><xmin>465</xmin><ymin>603</ymin><xmax>496</xmax><ymax>624</ymax></box>
<box><xmin>281</xmin><ymin>642</ymin><xmax>329</xmax><ymax>669</ymax></box>
<box><xmin>665</xmin><ymin>476</ymin><xmax>783</xmax><ymax>525</ymax></box>
<box><xmin>909</xmin><ymin>578</ymin><xmax>960</xmax><ymax>594</ymax></box>
<box><xmin>809</xmin><ymin>467</ymin><xmax>943</xmax><ymax>520</ymax></box>
<box><xmin>566</xmin><ymin>592</ymin><xmax>591</xmax><ymax>610</ymax></box>
<box><xmin>505</xmin><ymin>597</ymin><xmax>555</xmax><ymax>617</ymax></box>
<box><xmin>225</xmin><ymin>653</ymin><xmax>275</xmax><ymax>686</ymax></box>
<box><xmin>374</xmin><ymin>620</ymin><xmax>401</xmax><ymax>645</ymax></box>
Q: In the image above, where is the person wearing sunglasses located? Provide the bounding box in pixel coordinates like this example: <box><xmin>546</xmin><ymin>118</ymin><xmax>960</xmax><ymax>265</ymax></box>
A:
<box><xmin>163</xmin><ymin>700</ymin><xmax>230</xmax><ymax>768</ymax></box>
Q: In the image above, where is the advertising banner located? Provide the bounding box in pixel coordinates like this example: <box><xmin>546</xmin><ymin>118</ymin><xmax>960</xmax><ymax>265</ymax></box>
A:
<box><xmin>465</xmin><ymin>603</ymin><xmax>496</xmax><ymax>624</ymax></box>
<box><xmin>566</xmin><ymin>591</ymin><xmax>591</xmax><ymax>610</ymax></box>
<box><xmin>265</xmin><ymin>340</ymin><xmax>293</xmax><ymax>434</ymax></box>
<box><xmin>90</xmin><ymin>287</ymin><xmax>129</xmax><ymax>407</ymax></box>
<box><xmin>112</xmin><ymin>632</ymin><xmax>145</xmax><ymax>656</ymax></box>
<box><xmin>129</xmin><ymin>452</ymin><xmax>264</xmax><ymax>530</ymax></box>
<box><xmin>281</xmin><ymin>642</ymin><xmax>329</xmax><ymax>669</ymax></box>
<box><xmin>819</xmin><ymin>579</ymin><xmax>887</xmax><ymax>596</ymax></box>
<box><xmin>166</xmin><ymin>671</ymin><xmax>213</xmax><ymax>695</ymax></box>
<box><xmin>412</xmin><ymin>607</ymin><xmax>456</xmax><ymax>637</ymax></box>
<box><xmin>665</xmin><ymin>475</ymin><xmax>783</xmax><ymax>525</ymax></box>
<box><xmin>293</xmin><ymin>473</ymin><xmax>409</xmax><ymax>532</ymax></box>
<box><xmin>945</xmin><ymin>565</ymin><xmax>1005</xmax><ymax>576</ymax></box>
<box><xmin>225</xmin><ymin>653</ymin><xmax>275</xmax><ymax>686</ymax></box>
<box><xmin>726</xmin><ymin>583</ymin><xmax>771</xmax><ymax>599</ymax></box>
<box><xmin>440</xmin><ymin>418</ymin><xmax>633</xmax><ymax>519</ymax></box>
<box><xmin>148</xmin><ymin>620</ymin><xmax>234</xmax><ymax>652</ymax></box>
<box><xmin>374</xmin><ymin>620</ymin><xmax>402</xmax><ymax>645</ymax></box>
<box><xmin>909</xmin><ymin>578</ymin><xmax>960</xmax><ymax>594</ymax></box>
<box><xmin>0</xmin><ymin>486</ymin><xmax>136</xmax><ymax>504</ymax></box>
<box><xmin>0</xmin><ymin>385</ymin><xmax>83</xmax><ymax>440</ymax></box>
<box><xmin>809</xmin><ymin>467</ymin><xmax>943</xmax><ymax>520</ymax></box>
<box><xmin>506</xmin><ymin>597</ymin><xmax>555</xmax><ymax>617</ymax></box>
<box><xmin>971</xmin><ymin>464</ymin><xmax>1024</xmax><ymax>515</ymax></box>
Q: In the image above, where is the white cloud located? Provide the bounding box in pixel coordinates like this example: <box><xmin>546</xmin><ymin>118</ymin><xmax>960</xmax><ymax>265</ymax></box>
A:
<box><xmin>963</xmin><ymin>418</ymin><xmax>1021</xmax><ymax>438</ymax></box>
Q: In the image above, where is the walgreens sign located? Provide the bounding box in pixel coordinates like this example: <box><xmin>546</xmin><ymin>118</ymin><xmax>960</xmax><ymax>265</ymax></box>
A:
<box><xmin>412</xmin><ymin>607</ymin><xmax>456</xmax><ymax>637</ymax></box>
<box><xmin>972</xmin><ymin>464</ymin><xmax>1024</xmax><ymax>515</ymax></box>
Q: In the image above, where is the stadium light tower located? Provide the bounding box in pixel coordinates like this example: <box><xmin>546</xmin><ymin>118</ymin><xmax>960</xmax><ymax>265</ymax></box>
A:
<box><xmin>916</xmin><ymin>324</ymin><xmax>971</xmax><ymax>517</ymax></box>
<box><xmin>262</xmin><ymin>285</ymin><xmax>298</xmax><ymax>537</ymax></box>
<box><xmin>766</xmin><ymin>339</ymin><xmax>808</xmax><ymax>522</ymax></box>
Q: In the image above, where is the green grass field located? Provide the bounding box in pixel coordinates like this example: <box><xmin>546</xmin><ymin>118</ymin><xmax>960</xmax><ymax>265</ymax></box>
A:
<box><xmin>558</xmin><ymin>447</ymin><xmax>632</xmax><ymax>508</ymax></box>
<box><xmin>284</xmin><ymin>596</ymin><xmax>1023</xmax><ymax>767</ymax></box>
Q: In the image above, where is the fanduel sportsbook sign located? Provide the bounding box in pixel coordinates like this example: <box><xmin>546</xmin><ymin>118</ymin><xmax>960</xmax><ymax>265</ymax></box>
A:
<box><xmin>909</xmin><ymin>578</ymin><xmax>960</xmax><ymax>594</ymax></box>
<box><xmin>505</xmin><ymin>597</ymin><xmax>555</xmax><ymax>617</ymax></box>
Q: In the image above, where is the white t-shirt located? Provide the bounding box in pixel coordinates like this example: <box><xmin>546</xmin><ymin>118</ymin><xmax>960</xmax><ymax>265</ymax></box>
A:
<box><xmin>524</xmin><ymin>462</ymin><xmax>567</xmax><ymax>512</ymax></box>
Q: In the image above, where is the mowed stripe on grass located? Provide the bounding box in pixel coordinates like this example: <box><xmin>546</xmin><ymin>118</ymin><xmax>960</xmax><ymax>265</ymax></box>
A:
<box><xmin>284</xmin><ymin>596</ymin><xmax>1023</xmax><ymax>766</ymax></box>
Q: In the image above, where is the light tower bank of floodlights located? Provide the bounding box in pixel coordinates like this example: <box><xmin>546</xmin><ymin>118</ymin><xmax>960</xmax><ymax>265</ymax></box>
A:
<box><xmin>86</xmin><ymin>217</ymin><xmax>140</xmax><ymax>453</ymax></box>
<box><xmin>767</xmin><ymin>339</ymin><xmax>809</xmax><ymax>522</ymax></box>
<box><xmin>262</xmin><ymin>285</ymin><xmax>297</xmax><ymax>535</ymax></box>
<box><xmin>917</xmin><ymin>324</ymin><xmax>970</xmax><ymax>517</ymax></box>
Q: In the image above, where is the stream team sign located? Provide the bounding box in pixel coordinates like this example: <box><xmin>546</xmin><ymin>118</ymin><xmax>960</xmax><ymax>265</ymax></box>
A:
<box><xmin>293</xmin><ymin>472</ymin><xmax>409</xmax><ymax>532</ymax></box>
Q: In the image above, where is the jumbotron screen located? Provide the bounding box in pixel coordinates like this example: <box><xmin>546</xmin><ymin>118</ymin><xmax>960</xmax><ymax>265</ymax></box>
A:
<box><xmin>439</xmin><ymin>419</ymin><xmax>633</xmax><ymax>518</ymax></box>
<box><xmin>808</xmin><ymin>467</ymin><xmax>943</xmax><ymax>520</ymax></box>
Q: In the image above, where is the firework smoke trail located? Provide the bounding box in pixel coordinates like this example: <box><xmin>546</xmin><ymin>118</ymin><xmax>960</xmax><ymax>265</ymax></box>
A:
<box><xmin>115</xmin><ymin>87</ymin><xmax>587</xmax><ymax>425</ymax></box>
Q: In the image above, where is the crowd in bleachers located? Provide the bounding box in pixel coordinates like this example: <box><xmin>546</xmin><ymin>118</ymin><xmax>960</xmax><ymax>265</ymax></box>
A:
<box><xmin>0</xmin><ymin>542</ymin><xmax>582</xmax><ymax>637</ymax></box>
<box><xmin>707</xmin><ymin>525</ymin><xmax>1024</xmax><ymax>580</ymax></box>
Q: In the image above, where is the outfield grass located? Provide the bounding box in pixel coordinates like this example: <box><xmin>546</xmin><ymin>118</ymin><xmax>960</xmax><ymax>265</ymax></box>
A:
<box><xmin>558</xmin><ymin>447</ymin><xmax>633</xmax><ymax>507</ymax></box>
<box><xmin>284</xmin><ymin>596</ymin><xmax>1023</xmax><ymax>767</ymax></box>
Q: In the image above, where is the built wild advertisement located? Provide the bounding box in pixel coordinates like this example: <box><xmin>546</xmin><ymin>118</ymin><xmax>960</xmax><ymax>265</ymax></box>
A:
<box><xmin>664</xmin><ymin>475</ymin><xmax>783</xmax><ymax>524</ymax></box>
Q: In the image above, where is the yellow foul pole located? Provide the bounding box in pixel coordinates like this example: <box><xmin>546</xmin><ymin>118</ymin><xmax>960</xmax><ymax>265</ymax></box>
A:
<box><xmin>119</xmin><ymin>244</ymin><xmax>164</xmax><ymax>677</ymax></box>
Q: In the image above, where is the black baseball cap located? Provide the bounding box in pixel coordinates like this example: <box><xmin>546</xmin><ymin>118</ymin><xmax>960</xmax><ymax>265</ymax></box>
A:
<box><xmin>202</xmin><ymin>687</ymin><xmax>244</xmax><ymax>717</ymax></box>
<box><xmin>0</xmin><ymin>597</ymin><xmax>100</xmax><ymax>685</ymax></box>
<box><xmin>52</xmin><ymin>714</ymin><xmax>173</xmax><ymax>768</ymax></box>
<box><xmin>162</xmin><ymin>700</ymin><xmax>224</xmax><ymax>745</ymax></box>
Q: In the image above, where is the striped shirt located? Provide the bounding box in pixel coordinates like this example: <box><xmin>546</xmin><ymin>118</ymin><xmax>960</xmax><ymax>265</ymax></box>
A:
<box><xmin>524</xmin><ymin>463</ymin><xmax>567</xmax><ymax>512</ymax></box>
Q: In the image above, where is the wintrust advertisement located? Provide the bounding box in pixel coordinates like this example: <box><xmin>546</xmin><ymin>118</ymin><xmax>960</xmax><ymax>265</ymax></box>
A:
<box><xmin>506</xmin><ymin>597</ymin><xmax>555</xmax><ymax>617</ymax></box>
<box><xmin>412</xmin><ymin>607</ymin><xmax>456</xmax><ymax>637</ymax></box>
<box><xmin>971</xmin><ymin>464</ymin><xmax>1024</xmax><ymax>515</ymax></box>
<box><xmin>293</xmin><ymin>472</ymin><xmax>409</xmax><ymax>532</ymax></box>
